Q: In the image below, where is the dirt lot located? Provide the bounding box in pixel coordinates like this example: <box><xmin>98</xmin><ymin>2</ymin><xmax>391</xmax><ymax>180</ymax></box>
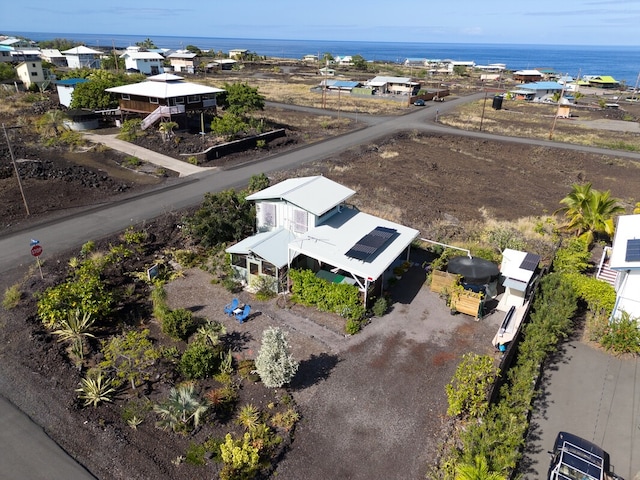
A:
<box><xmin>2</xmin><ymin>90</ymin><xmax>640</xmax><ymax>479</ymax></box>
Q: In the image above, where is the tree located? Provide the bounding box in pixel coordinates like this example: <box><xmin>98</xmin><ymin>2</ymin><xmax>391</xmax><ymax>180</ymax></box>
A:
<box><xmin>453</xmin><ymin>65</ymin><xmax>469</xmax><ymax>76</ymax></box>
<box><xmin>38</xmin><ymin>38</ymin><xmax>75</xmax><ymax>51</ymax></box>
<box><xmin>351</xmin><ymin>54</ymin><xmax>368</xmax><ymax>70</ymax></box>
<box><xmin>184</xmin><ymin>189</ymin><xmax>255</xmax><ymax>247</ymax></box>
<box><xmin>321</xmin><ymin>52</ymin><xmax>334</xmax><ymax>63</ymax></box>
<box><xmin>247</xmin><ymin>173</ymin><xmax>270</xmax><ymax>193</ymax></box>
<box><xmin>557</xmin><ymin>182</ymin><xmax>624</xmax><ymax>244</ymax></box>
<box><xmin>219</xmin><ymin>82</ymin><xmax>265</xmax><ymax>116</ymax></box>
<box><xmin>158</xmin><ymin>121</ymin><xmax>178</xmax><ymax>142</ymax></box>
<box><xmin>0</xmin><ymin>63</ymin><xmax>16</xmax><ymax>82</ymax></box>
<box><xmin>210</xmin><ymin>113</ymin><xmax>248</xmax><ymax>140</ymax></box>
<box><xmin>100</xmin><ymin>329</ymin><xmax>161</xmax><ymax>389</ymax></box>
<box><xmin>455</xmin><ymin>455</ymin><xmax>505</xmax><ymax>480</ymax></box>
<box><xmin>153</xmin><ymin>382</ymin><xmax>209</xmax><ymax>432</ymax></box>
<box><xmin>100</xmin><ymin>54</ymin><xmax>125</xmax><ymax>71</ymax></box>
<box><xmin>136</xmin><ymin>38</ymin><xmax>157</xmax><ymax>49</ymax></box>
<box><xmin>254</xmin><ymin>327</ymin><xmax>299</xmax><ymax>388</ymax></box>
<box><xmin>185</xmin><ymin>44</ymin><xmax>202</xmax><ymax>55</ymax></box>
<box><xmin>36</xmin><ymin>110</ymin><xmax>68</xmax><ymax>139</ymax></box>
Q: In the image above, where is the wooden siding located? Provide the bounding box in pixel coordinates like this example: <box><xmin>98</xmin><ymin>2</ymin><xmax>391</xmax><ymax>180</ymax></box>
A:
<box><xmin>117</xmin><ymin>94</ymin><xmax>216</xmax><ymax>114</ymax></box>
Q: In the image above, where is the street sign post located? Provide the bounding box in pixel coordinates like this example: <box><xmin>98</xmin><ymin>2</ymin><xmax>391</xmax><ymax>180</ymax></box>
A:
<box><xmin>29</xmin><ymin>240</ymin><xmax>43</xmax><ymax>279</ymax></box>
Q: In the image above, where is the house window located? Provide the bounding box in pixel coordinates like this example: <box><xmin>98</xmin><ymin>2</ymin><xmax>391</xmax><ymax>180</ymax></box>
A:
<box><xmin>231</xmin><ymin>253</ymin><xmax>246</xmax><ymax>268</ymax></box>
<box><xmin>249</xmin><ymin>262</ymin><xmax>259</xmax><ymax>275</ymax></box>
<box><xmin>262</xmin><ymin>262</ymin><xmax>276</xmax><ymax>277</ymax></box>
<box><xmin>31</xmin><ymin>71</ymin><xmax>38</xmax><ymax>77</ymax></box>
<box><xmin>122</xmin><ymin>94</ymin><xmax>130</xmax><ymax>100</ymax></box>
<box><xmin>175</xmin><ymin>97</ymin><xmax>185</xmax><ymax>104</ymax></box>
<box><xmin>32</xmin><ymin>63</ymin><xmax>36</xmax><ymax>67</ymax></box>
<box><xmin>149</xmin><ymin>97</ymin><xmax>159</xmax><ymax>104</ymax></box>
<box><xmin>187</xmin><ymin>95</ymin><xmax>199</xmax><ymax>104</ymax></box>
<box><xmin>262</xmin><ymin>203</ymin><xmax>276</xmax><ymax>228</ymax></box>
<box><xmin>293</xmin><ymin>209</ymin><xmax>308</xmax><ymax>233</ymax></box>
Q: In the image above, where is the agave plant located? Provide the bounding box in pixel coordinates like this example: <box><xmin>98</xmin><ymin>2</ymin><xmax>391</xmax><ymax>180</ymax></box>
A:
<box><xmin>53</xmin><ymin>309</ymin><xmax>96</xmax><ymax>368</ymax></box>
<box><xmin>236</xmin><ymin>403</ymin><xmax>260</xmax><ymax>431</ymax></box>
<box><xmin>76</xmin><ymin>371</ymin><xmax>116</xmax><ymax>408</ymax></box>
<box><xmin>153</xmin><ymin>382</ymin><xmax>209</xmax><ymax>432</ymax></box>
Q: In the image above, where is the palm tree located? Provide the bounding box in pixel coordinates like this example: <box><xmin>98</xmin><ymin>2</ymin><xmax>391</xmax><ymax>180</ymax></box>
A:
<box><xmin>557</xmin><ymin>183</ymin><xmax>624</xmax><ymax>244</ymax></box>
<box><xmin>158</xmin><ymin>121</ymin><xmax>178</xmax><ymax>142</ymax></box>
<box><xmin>36</xmin><ymin>110</ymin><xmax>67</xmax><ymax>138</ymax></box>
<box><xmin>455</xmin><ymin>455</ymin><xmax>505</xmax><ymax>480</ymax></box>
<box><xmin>153</xmin><ymin>382</ymin><xmax>209</xmax><ymax>432</ymax></box>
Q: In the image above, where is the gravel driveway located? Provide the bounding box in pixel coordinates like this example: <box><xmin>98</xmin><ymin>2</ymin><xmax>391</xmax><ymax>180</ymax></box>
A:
<box><xmin>166</xmin><ymin>253</ymin><xmax>504</xmax><ymax>480</ymax></box>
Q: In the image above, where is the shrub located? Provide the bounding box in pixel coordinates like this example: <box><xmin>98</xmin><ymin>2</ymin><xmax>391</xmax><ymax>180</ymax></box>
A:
<box><xmin>254</xmin><ymin>327</ymin><xmax>299</xmax><ymax>388</ymax></box>
<box><xmin>445</xmin><ymin>353</ymin><xmax>499</xmax><ymax>418</ymax></box>
<box><xmin>76</xmin><ymin>370</ymin><xmax>116</xmax><ymax>408</ymax></box>
<box><xmin>372</xmin><ymin>297</ymin><xmax>388</xmax><ymax>317</ymax></box>
<box><xmin>219</xmin><ymin>433</ymin><xmax>260</xmax><ymax>480</ymax></box>
<box><xmin>289</xmin><ymin>269</ymin><xmax>365</xmax><ymax>321</ymax></box>
<box><xmin>252</xmin><ymin>275</ymin><xmax>277</xmax><ymax>300</ymax></box>
<box><xmin>162</xmin><ymin>308</ymin><xmax>197</xmax><ymax>341</ymax></box>
<box><xmin>600</xmin><ymin>311</ymin><xmax>640</xmax><ymax>355</ymax></box>
<box><xmin>187</xmin><ymin>156</ymin><xmax>199</xmax><ymax>165</ymax></box>
<box><xmin>185</xmin><ymin>442</ymin><xmax>207</xmax><ymax>466</ymax></box>
<box><xmin>2</xmin><ymin>283</ymin><xmax>22</xmax><ymax>310</ymax></box>
<box><xmin>345</xmin><ymin>318</ymin><xmax>362</xmax><ymax>334</ymax></box>
<box><xmin>100</xmin><ymin>329</ymin><xmax>160</xmax><ymax>389</ymax></box>
<box><xmin>179</xmin><ymin>342</ymin><xmax>222</xmax><ymax>379</ymax></box>
<box><xmin>124</xmin><ymin>155</ymin><xmax>141</xmax><ymax>167</ymax></box>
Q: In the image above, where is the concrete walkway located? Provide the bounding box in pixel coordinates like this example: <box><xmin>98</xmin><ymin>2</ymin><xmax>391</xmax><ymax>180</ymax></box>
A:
<box><xmin>82</xmin><ymin>133</ymin><xmax>213</xmax><ymax>177</ymax></box>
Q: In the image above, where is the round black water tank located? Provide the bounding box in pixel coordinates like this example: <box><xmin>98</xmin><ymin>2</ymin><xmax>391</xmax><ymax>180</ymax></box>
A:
<box><xmin>492</xmin><ymin>95</ymin><xmax>503</xmax><ymax>110</ymax></box>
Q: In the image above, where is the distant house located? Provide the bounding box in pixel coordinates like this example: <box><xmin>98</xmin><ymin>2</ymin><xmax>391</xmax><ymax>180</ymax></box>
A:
<box><xmin>55</xmin><ymin>78</ymin><xmax>89</xmax><ymax>107</ymax></box>
<box><xmin>62</xmin><ymin>46</ymin><xmax>102</xmax><ymax>69</ymax></box>
<box><xmin>509</xmin><ymin>81</ymin><xmax>563</xmax><ymax>102</ymax></box>
<box><xmin>227</xmin><ymin>176</ymin><xmax>419</xmax><ymax>301</ymax></box>
<box><xmin>320</xmin><ymin>80</ymin><xmax>362</xmax><ymax>92</ymax></box>
<box><xmin>207</xmin><ymin>59</ymin><xmax>237</xmax><ymax>71</ymax></box>
<box><xmin>365</xmin><ymin>76</ymin><xmax>419</xmax><ymax>95</ymax></box>
<box><xmin>303</xmin><ymin>54</ymin><xmax>318</xmax><ymax>62</ymax></box>
<box><xmin>167</xmin><ymin>50</ymin><xmax>199</xmax><ymax>73</ymax></box>
<box><xmin>334</xmin><ymin>55</ymin><xmax>353</xmax><ymax>66</ymax></box>
<box><xmin>0</xmin><ymin>37</ymin><xmax>34</xmax><ymax>49</ymax></box>
<box><xmin>0</xmin><ymin>45</ymin><xmax>12</xmax><ymax>63</ymax></box>
<box><xmin>16</xmin><ymin>59</ymin><xmax>47</xmax><ymax>90</ymax></box>
<box><xmin>404</xmin><ymin>58</ymin><xmax>426</xmax><ymax>67</ymax></box>
<box><xmin>120</xmin><ymin>49</ymin><xmax>165</xmax><ymax>75</ymax></box>
<box><xmin>40</xmin><ymin>49</ymin><xmax>68</xmax><ymax>67</ymax></box>
<box><xmin>10</xmin><ymin>47</ymin><xmax>42</xmax><ymax>63</ymax></box>
<box><xmin>607</xmin><ymin>215</ymin><xmax>640</xmax><ymax>320</ymax></box>
<box><xmin>513</xmin><ymin>69</ymin><xmax>544</xmax><ymax>83</ymax></box>
<box><xmin>476</xmin><ymin>63</ymin><xmax>506</xmax><ymax>72</ymax></box>
<box><xmin>319</xmin><ymin>66</ymin><xmax>335</xmax><ymax>76</ymax></box>
<box><xmin>105</xmin><ymin>73</ymin><xmax>224</xmax><ymax>130</ymax></box>
<box><xmin>229</xmin><ymin>49</ymin><xmax>247</xmax><ymax>59</ymax></box>
<box><xmin>587</xmin><ymin>75</ymin><xmax>620</xmax><ymax>89</ymax></box>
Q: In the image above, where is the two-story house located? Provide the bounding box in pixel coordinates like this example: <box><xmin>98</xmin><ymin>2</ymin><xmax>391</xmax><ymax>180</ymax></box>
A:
<box><xmin>167</xmin><ymin>51</ymin><xmax>199</xmax><ymax>73</ymax></box>
<box><xmin>62</xmin><ymin>46</ymin><xmax>102</xmax><ymax>69</ymax></box>
<box><xmin>105</xmin><ymin>73</ymin><xmax>224</xmax><ymax>130</ymax></box>
<box><xmin>120</xmin><ymin>48</ymin><xmax>165</xmax><ymax>75</ymax></box>
<box><xmin>607</xmin><ymin>214</ymin><xmax>640</xmax><ymax>320</ymax></box>
<box><xmin>364</xmin><ymin>76</ymin><xmax>419</xmax><ymax>95</ymax></box>
<box><xmin>227</xmin><ymin>176</ymin><xmax>420</xmax><ymax>303</ymax></box>
<box><xmin>16</xmin><ymin>59</ymin><xmax>47</xmax><ymax>90</ymax></box>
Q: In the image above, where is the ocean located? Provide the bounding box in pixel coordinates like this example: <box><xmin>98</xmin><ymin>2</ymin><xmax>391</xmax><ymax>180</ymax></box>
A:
<box><xmin>7</xmin><ymin>31</ymin><xmax>640</xmax><ymax>87</ymax></box>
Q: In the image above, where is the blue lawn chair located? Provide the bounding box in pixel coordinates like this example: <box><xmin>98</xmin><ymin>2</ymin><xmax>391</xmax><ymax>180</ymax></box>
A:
<box><xmin>224</xmin><ymin>298</ymin><xmax>239</xmax><ymax>316</ymax></box>
<box><xmin>234</xmin><ymin>304</ymin><xmax>251</xmax><ymax>323</ymax></box>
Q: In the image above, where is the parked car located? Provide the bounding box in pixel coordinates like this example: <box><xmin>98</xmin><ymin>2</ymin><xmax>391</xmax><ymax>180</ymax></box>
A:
<box><xmin>413</xmin><ymin>99</ymin><xmax>425</xmax><ymax>106</ymax></box>
<box><xmin>547</xmin><ymin>432</ymin><xmax>623</xmax><ymax>480</ymax></box>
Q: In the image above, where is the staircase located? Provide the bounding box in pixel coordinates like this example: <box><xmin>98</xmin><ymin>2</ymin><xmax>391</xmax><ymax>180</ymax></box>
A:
<box><xmin>596</xmin><ymin>246</ymin><xmax>618</xmax><ymax>287</ymax></box>
<box><xmin>140</xmin><ymin>105</ymin><xmax>186</xmax><ymax>130</ymax></box>
<box><xmin>141</xmin><ymin>107</ymin><xmax>163</xmax><ymax>130</ymax></box>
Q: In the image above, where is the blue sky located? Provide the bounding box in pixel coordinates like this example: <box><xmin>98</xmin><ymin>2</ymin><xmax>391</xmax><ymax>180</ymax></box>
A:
<box><xmin>3</xmin><ymin>0</ymin><xmax>640</xmax><ymax>45</ymax></box>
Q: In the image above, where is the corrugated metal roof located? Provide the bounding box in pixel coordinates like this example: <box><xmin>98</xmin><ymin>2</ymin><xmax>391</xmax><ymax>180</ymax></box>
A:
<box><xmin>501</xmin><ymin>248</ymin><xmax>537</xmax><ymax>283</ymax></box>
<box><xmin>246</xmin><ymin>176</ymin><xmax>355</xmax><ymax>217</ymax></box>
<box><xmin>227</xmin><ymin>228</ymin><xmax>296</xmax><ymax>268</ymax></box>
<box><xmin>516</xmin><ymin>81</ymin><xmax>563</xmax><ymax>91</ymax></box>
<box><xmin>62</xmin><ymin>46</ymin><xmax>102</xmax><ymax>55</ymax></box>
<box><xmin>55</xmin><ymin>78</ymin><xmax>89</xmax><ymax>86</ymax></box>
<box><xmin>288</xmin><ymin>208</ymin><xmax>419</xmax><ymax>281</ymax></box>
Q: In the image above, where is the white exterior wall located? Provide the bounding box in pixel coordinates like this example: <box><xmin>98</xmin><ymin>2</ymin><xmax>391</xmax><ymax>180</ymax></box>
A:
<box><xmin>614</xmin><ymin>271</ymin><xmax>640</xmax><ymax>320</ymax></box>
<box><xmin>56</xmin><ymin>84</ymin><xmax>74</xmax><ymax>107</ymax></box>
<box><xmin>255</xmin><ymin>201</ymin><xmax>315</xmax><ymax>235</ymax></box>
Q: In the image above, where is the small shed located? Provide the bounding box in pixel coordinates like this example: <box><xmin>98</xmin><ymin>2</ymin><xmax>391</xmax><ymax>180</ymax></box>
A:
<box><xmin>55</xmin><ymin>78</ymin><xmax>88</xmax><ymax>107</ymax></box>
<box><xmin>496</xmin><ymin>249</ymin><xmax>540</xmax><ymax>312</ymax></box>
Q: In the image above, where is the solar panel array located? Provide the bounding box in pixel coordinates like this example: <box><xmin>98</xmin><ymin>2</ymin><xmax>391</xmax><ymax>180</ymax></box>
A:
<box><xmin>625</xmin><ymin>239</ymin><xmax>640</xmax><ymax>262</ymax></box>
<box><xmin>345</xmin><ymin>226</ymin><xmax>397</xmax><ymax>261</ymax></box>
<box><xmin>519</xmin><ymin>252</ymin><xmax>540</xmax><ymax>271</ymax></box>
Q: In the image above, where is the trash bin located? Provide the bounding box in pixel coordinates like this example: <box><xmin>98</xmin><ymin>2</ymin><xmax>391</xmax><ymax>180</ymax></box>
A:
<box><xmin>492</xmin><ymin>95</ymin><xmax>503</xmax><ymax>110</ymax></box>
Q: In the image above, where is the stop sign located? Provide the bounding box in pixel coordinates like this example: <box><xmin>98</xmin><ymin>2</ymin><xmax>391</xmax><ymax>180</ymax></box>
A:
<box><xmin>31</xmin><ymin>245</ymin><xmax>43</xmax><ymax>257</ymax></box>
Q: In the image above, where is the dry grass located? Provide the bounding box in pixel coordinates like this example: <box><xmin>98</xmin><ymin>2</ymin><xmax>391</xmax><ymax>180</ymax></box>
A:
<box><xmin>439</xmin><ymin>99</ymin><xmax>640</xmax><ymax>151</ymax></box>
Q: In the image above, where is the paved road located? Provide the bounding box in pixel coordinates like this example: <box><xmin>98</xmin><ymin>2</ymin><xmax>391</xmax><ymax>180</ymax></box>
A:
<box><xmin>522</xmin><ymin>341</ymin><xmax>640</xmax><ymax>480</ymax></box>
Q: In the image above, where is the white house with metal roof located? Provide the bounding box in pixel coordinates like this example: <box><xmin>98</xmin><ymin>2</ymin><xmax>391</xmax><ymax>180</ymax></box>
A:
<box><xmin>62</xmin><ymin>46</ymin><xmax>102</xmax><ymax>69</ymax></box>
<box><xmin>365</xmin><ymin>76</ymin><xmax>419</xmax><ymax>95</ymax></box>
<box><xmin>608</xmin><ymin>214</ymin><xmax>640</xmax><ymax>320</ymax></box>
<box><xmin>227</xmin><ymin>176</ymin><xmax>420</xmax><ymax>303</ymax></box>
<box><xmin>120</xmin><ymin>49</ymin><xmax>165</xmax><ymax>75</ymax></box>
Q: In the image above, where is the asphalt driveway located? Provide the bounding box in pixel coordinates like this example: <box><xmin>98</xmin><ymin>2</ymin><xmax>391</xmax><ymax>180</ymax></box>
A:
<box><xmin>521</xmin><ymin>340</ymin><xmax>640</xmax><ymax>480</ymax></box>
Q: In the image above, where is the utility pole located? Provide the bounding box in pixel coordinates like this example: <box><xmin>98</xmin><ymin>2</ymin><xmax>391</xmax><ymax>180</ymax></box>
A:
<box><xmin>549</xmin><ymin>74</ymin><xmax>568</xmax><ymax>140</ymax></box>
<box><xmin>2</xmin><ymin>123</ymin><xmax>30</xmax><ymax>216</ymax></box>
